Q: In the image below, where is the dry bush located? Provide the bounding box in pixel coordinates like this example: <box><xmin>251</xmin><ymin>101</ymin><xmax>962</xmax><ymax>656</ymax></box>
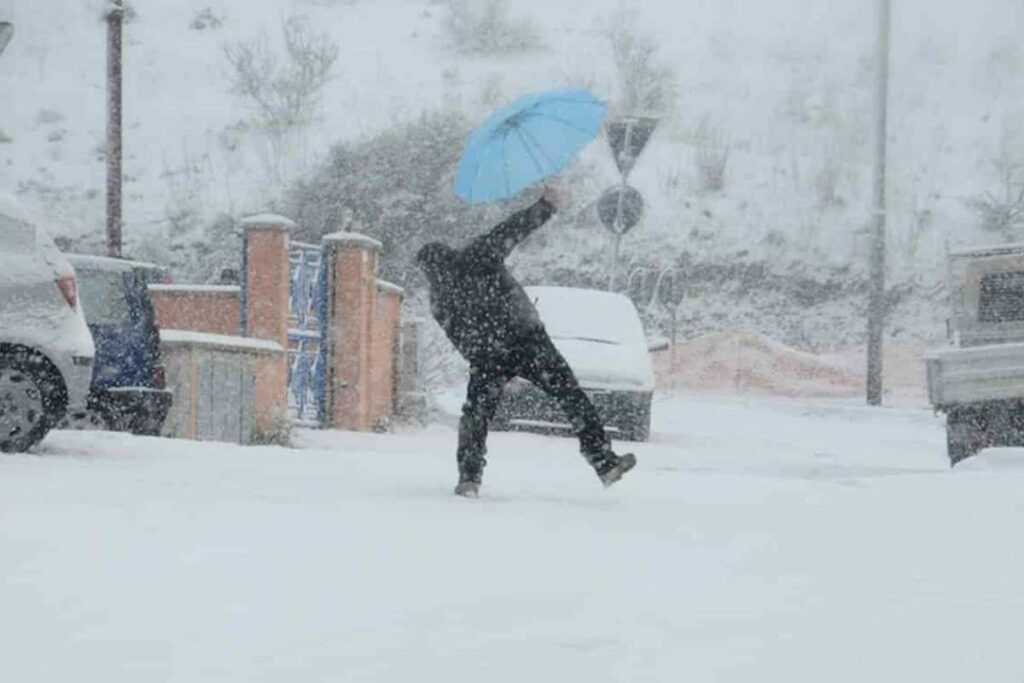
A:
<box><xmin>969</xmin><ymin>130</ymin><xmax>1024</xmax><ymax>239</ymax></box>
<box><xmin>607</xmin><ymin>9</ymin><xmax>676</xmax><ymax>114</ymax></box>
<box><xmin>442</xmin><ymin>0</ymin><xmax>543</xmax><ymax>54</ymax></box>
<box><xmin>693</xmin><ymin>116</ymin><xmax>729</xmax><ymax>193</ymax></box>
<box><xmin>223</xmin><ymin>15</ymin><xmax>339</xmax><ymax>135</ymax></box>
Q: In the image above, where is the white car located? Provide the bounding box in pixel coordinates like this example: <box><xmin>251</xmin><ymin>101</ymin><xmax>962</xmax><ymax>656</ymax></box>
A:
<box><xmin>493</xmin><ymin>286</ymin><xmax>657</xmax><ymax>441</ymax></box>
<box><xmin>0</xmin><ymin>194</ymin><xmax>95</xmax><ymax>452</ymax></box>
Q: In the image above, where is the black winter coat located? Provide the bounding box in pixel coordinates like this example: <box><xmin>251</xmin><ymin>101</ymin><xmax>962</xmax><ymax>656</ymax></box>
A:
<box><xmin>418</xmin><ymin>198</ymin><xmax>556</xmax><ymax>368</ymax></box>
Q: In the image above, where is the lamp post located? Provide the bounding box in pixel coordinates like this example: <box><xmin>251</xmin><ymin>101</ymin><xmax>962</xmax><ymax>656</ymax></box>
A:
<box><xmin>601</xmin><ymin>115</ymin><xmax>658</xmax><ymax>290</ymax></box>
<box><xmin>867</xmin><ymin>0</ymin><xmax>891</xmax><ymax>405</ymax></box>
<box><xmin>106</xmin><ymin>1</ymin><xmax>124</xmax><ymax>258</ymax></box>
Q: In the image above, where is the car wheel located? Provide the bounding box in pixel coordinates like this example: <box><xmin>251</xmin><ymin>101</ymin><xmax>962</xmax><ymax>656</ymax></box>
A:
<box><xmin>0</xmin><ymin>351</ymin><xmax>65</xmax><ymax>453</ymax></box>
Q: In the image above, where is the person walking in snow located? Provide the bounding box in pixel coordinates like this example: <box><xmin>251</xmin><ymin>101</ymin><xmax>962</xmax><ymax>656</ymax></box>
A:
<box><xmin>416</xmin><ymin>187</ymin><xmax>637</xmax><ymax>497</ymax></box>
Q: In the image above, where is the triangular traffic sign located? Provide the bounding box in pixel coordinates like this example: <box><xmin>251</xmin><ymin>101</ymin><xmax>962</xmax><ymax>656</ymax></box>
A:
<box><xmin>605</xmin><ymin>116</ymin><xmax>658</xmax><ymax>177</ymax></box>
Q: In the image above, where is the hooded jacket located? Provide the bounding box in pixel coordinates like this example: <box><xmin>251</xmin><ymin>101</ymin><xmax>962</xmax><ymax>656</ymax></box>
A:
<box><xmin>417</xmin><ymin>198</ymin><xmax>556</xmax><ymax>367</ymax></box>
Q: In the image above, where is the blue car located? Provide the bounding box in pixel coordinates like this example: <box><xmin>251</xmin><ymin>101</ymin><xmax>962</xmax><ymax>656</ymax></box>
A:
<box><xmin>66</xmin><ymin>254</ymin><xmax>172</xmax><ymax>435</ymax></box>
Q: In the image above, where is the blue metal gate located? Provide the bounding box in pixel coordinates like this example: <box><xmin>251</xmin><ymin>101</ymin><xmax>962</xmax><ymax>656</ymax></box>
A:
<box><xmin>287</xmin><ymin>241</ymin><xmax>328</xmax><ymax>427</ymax></box>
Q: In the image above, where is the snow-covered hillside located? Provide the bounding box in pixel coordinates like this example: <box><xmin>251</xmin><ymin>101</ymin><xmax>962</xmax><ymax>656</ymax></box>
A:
<box><xmin>1</xmin><ymin>0</ymin><xmax>1022</xmax><ymax>344</ymax></box>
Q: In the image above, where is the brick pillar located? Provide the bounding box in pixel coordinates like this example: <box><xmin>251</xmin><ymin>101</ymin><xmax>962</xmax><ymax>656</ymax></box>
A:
<box><xmin>396</xmin><ymin>317</ymin><xmax>428</xmax><ymax>423</ymax></box>
<box><xmin>370</xmin><ymin>280</ymin><xmax>405</xmax><ymax>429</ymax></box>
<box><xmin>241</xmin><ymin>214</ymin><xmax>294</xmax><ymax>436</ymax></box>
<box><xmin>323</xmin><ymin>231</ymin><xmax>382</xmax><ymax>431</ymax></box>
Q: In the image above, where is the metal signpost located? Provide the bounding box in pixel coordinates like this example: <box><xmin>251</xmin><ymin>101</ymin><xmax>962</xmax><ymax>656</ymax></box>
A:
<box><xmin>601</xmin><ymin>116</ymin><xmax>658</xmax><ymax>290</ymax></box>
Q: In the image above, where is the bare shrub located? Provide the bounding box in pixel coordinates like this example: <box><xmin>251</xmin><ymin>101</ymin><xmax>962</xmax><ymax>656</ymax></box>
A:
<box><xmin>969</xmin><ymin>130</ymin><xmax>1024</xmax><ymax>239</ymax></box>
<box><xmin>442</xmin><ymin>0</ymin><xmax>543</xmax><ymax>54</ymax></box>
<box><xmin>223</xmin><ymin>15</ymin><xmax>338</xmax><ymax>184</ymax></box>
<box><xmin>607</xmin><ymin>9</ymin><xmax>676</xmax><ymax>114</ymax></box>
<box><xmin>190</xmin><ymin>7</ymin><xmax>224</xmax><ymax>31</ymax></box>
<box><xmin>693</xmin><ymin>116</ymin><xmax>729</xmax><ymax>193</ymax></box>
<box><xmin>223</xmin><ymin>16</ymin><xmax>338</xmax><ymax>134</ymax></box>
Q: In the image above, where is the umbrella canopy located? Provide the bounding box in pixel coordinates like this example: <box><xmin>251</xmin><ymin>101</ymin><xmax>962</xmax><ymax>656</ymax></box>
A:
<box><xmin>454</xmin><ymin>88</ymin><xmax>608</xmax><ymax>204</ymax></box>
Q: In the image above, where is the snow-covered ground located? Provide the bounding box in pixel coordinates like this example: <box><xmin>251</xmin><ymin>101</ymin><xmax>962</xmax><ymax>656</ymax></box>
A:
<box><xmin>4</xmin><ymin>394</ymin><xmax>1024</xmax><ymax>681</ymax></box>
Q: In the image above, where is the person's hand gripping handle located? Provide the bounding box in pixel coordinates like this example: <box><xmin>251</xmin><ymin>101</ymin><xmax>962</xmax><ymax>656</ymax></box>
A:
<box><xmin>541</xmin><ymin>185</ymin><xmax>560</xmax><ymax>210</ymax></box>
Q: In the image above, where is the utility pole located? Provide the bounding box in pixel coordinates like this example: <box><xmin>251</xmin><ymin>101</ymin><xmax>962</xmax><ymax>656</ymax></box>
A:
<box><xmin>867</xmin><ymin>0</ymin><xmax>891</xmax><ymax>406</ymax></box>
<box><xmin>106</xmin><ymin>0</ymin><xmax>124</xmax><ymax>258</ymax></box>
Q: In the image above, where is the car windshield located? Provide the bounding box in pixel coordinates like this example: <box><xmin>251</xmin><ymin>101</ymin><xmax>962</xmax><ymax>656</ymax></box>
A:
<box><xmin>76</xmin><ymin>269</ymin><xmax>134</xmax><ymax>326</ymax></box>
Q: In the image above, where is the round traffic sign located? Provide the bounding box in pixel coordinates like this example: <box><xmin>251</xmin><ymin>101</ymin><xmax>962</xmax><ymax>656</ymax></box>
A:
<box><xmin>597</xmin><ymin>185</ymin><xmax>644</xmax><ymax>235</ymax></box>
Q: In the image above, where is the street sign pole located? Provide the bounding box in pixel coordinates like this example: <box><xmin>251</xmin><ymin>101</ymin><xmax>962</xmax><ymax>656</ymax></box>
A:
<box><xmin>602</xmin><ymin>115</ymin><xmax>657</xmax><ymax>291</ymax></box>
<box><xmin>608</xmin><ymin>119</ymin><xmax>634</xmax><ymax>290</ymax></box>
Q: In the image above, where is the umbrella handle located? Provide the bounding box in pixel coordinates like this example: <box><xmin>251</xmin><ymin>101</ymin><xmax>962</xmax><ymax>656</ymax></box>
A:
<box><xmin>541</xmin><ymin>185</ymin><xmax>560</xmax><ymax>208</ymax></box>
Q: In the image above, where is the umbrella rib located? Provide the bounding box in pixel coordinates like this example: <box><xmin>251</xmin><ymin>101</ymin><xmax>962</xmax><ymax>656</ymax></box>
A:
<box><xmin>518</xmin><ymin>125</ymin><xmax>559</xmax><ymax>172</ymax></box>
<box><xmin>467</xmin><ymin>148</ymin><xmax>488</xmax><ymax>203</ymax></box>
<box><xmin>502</xmin><ymin>125</ymin><xmax>514</xmax><ymax>199</ymax></box>
<box><xmin>519</xmin><ymin>111</ymin><xmax>597</xmax><ymax>137</ymax></box>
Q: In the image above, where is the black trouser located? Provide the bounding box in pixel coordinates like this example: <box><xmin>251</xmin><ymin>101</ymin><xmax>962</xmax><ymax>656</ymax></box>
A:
<box><xmin>457</xmin><ymin>330</ymin><xmax>612</xmax><ymax>483</ymax></box>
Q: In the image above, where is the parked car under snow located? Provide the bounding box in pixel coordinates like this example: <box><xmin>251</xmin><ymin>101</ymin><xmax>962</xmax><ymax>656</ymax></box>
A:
<box><xmin>0</xmin><ymin>194</ymin><xmax>95</xmax><ymax>452</ymax></box>
<box><xmin>492</xmin><ymin>286</ymin><xmax>657</xmax><ymax>442</ymax></box>
<box><xmin>64</xmin><ymin>254</ymin><xmax>172</xmax><ymax>435</ymax></box>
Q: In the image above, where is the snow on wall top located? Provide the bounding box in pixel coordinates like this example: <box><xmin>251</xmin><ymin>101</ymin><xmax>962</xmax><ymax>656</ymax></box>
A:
<box><xmin>949</xmin><ymin>242</ymin><xmax>1024</xmax><ymax>259</ymax></box>
<box><xmin>160</xmin><ymin>329</ymin><xmax>284</xmax><ymax>355</ymax></box>
<box><xmin>375</xmin><ymin>280</ymin><xmax>405</xmax><ymax>297</ymax></box>
<box><xmin>149</xmin><ymin>284</ymin><xmax>240</xmax><ymax>296</ymax></box>
<box><xmin>239</xmin><ymin>214</ymin><xmax>296</xmax><ymax>230</ymax></box>
<box><xmin>323</xmin><ymin>232</ymin><xmax>383</xmax><ymax>251</ymax></box>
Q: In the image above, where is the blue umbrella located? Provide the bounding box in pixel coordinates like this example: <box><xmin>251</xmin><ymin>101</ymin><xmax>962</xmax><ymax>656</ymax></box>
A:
<box><xmin>454</xmin><ymin>88</ymin><xmax>608</xmax><ymax>204</ymax></box>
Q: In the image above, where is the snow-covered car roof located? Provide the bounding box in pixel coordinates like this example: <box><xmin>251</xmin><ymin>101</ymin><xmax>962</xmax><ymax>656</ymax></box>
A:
<box><xmin>67</xmin><ymin>253</ymin><xmax>162</xmax><ymax>274</ymax></box>
<box><xmin>525</xmin><ymin>286</ymin><xmax>647</xmax><ymax>347</ymax></box>
<box><xmin>0</xmin><ymin>208</ymin><xmax>72</xmax><ymax>281</ymax></box>
<box><xmin>0</xmin><ymin>191</ymin><xmax>33</xmax><ymax>226</ymax></box>
<box><xmin>525</xmin><ymin>286</ymin><xmax>654</xmax><ymax>391</ymax></box>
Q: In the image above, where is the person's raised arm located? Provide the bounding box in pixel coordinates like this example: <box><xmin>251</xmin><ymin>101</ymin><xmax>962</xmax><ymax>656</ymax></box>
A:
<box><xmin>463</xmin><ymin>188</ymin><xmax>559</xmax><ymax>264</ymax></box>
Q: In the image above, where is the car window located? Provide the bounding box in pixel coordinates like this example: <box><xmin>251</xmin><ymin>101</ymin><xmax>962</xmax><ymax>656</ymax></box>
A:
<box><xmin>76</xmin><ymin>269</ymin><xmax>134</xmax><ymax>325</ymax></box>
<box><xmin>0</xmin><ymin>214</ymin><xmax>35</xmax><ymax>252</ymax></box>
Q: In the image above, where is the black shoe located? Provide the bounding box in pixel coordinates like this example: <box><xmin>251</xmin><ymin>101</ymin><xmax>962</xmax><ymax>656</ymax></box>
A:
<box><xmin>597</xmin><ymin>453</ymin><xmax>637</xmax><ymax>488</ymax></box>
<box><xmin>454</xmin><ymin>481</ymin><xmax>480</xmax><ymax>498</ymax></box>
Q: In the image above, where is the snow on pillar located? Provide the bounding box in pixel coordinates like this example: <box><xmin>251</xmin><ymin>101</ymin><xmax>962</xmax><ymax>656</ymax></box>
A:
<box><xmin>323</xmin><ymin>231</ymin><xmax>383</xmax><ymax>431</ymax></box>
<box><xmin>241</xmin><ymin>214</ymin><xmax>295</xmax><ymax>438</ymax></box>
